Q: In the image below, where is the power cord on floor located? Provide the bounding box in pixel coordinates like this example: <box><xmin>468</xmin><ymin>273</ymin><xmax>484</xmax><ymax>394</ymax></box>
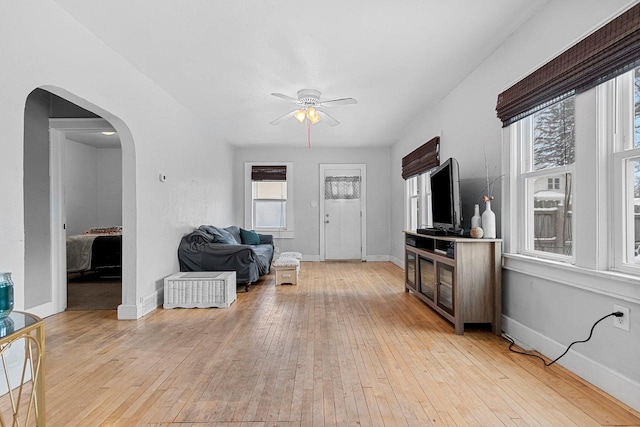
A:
<box><xmin>503</xmin><ymin>311</ymin><xmax>623</xmax><ymax>367</ymax></box>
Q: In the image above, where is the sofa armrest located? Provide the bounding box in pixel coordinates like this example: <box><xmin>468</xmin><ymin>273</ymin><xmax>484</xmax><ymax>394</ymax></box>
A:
<box><xmin>258</xmin><ymin>234</ymin><xmax>274</xmax><ymax>245</ymax></box>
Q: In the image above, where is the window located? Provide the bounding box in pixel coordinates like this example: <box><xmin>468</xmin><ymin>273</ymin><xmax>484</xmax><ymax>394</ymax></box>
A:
<box><xmin>498</xmin><ymin>4</ymin><xmax>640</xmax><ymax>296</ymax></box>
<box><xmin>404</xmin><ymin>173</ymin><xmax>430</xmax><ymax>230</ymax></box>
<box><xmin>514</xmin><ymin>96</ymin><xmax>575</xmax><ymax>259</ymax></box>
<box><xmin>406</xmin><ymin>176</ymin><xmax>419</xmax><ymax>230</ymax></box>
<box><xmin>506</xmin><ymin>67</ymin><xmax>640</xmax><ymax>276</ymax></box>
<box><xmin>611</xmin><ymin>67</ymin><xmax>640</xmax><ymax>271</ymax></box>
<box><xmin>253</xmin><ymin>180</ymin><xmax>286</xmax><ymax>228</ymax></box>
<box><xmin>244</xmin><ymin>162</ymin><xmax>294</xmax><ymax>238</ymax></box>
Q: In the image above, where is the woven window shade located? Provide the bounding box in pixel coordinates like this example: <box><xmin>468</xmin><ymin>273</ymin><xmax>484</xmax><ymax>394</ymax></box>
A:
<box><xmin>496</xmin><ymin>4</ymin><xmax>640</xmax><ymax>126</ymax></box>
<box><xmin>251</xmin><ymin>165</ymin><xmax>287</xmax><ymax>181</ymax></box>
<box><xmin>402</xmin><ymin>136</ymin><xmax>440</xmax><ymax>179</ymax></box>
<box><xmin>401</xmin><ymin>136</ymin><xmax>440</xmax><ymax>180</ymax></box>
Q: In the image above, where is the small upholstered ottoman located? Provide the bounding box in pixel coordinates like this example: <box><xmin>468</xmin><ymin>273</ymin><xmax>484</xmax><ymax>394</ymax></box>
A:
<box><xmin>273</xmin><ymin>257</ymin><xmax>300</xmax><ymax>285</ymax></box>
<box><xmin>279</xmin><ymin>251</ymin><xmax>302</xmax><ymax>260</ymax></box>
<box><xmin>164</xmin><ymin>271</ymin><xmax>236</xmax><ymax>308</ymax></box>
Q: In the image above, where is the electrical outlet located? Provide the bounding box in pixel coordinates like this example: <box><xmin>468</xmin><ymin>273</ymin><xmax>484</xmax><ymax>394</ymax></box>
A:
<box><xmin>613</xmin><ymin>304</ymin><xmax>630</xmax><ymax>331</ymax></box>
<box><xmin>275</xmin><ymin>247</ymin><xmax>280</xmax><ymax>253</ymax></box>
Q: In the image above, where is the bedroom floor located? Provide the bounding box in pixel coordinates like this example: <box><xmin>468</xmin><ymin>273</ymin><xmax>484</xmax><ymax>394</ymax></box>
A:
<box><xmin>66</xmin><ymin>270</ymin><xmax>121</xmax><ymax>310</ymax></box>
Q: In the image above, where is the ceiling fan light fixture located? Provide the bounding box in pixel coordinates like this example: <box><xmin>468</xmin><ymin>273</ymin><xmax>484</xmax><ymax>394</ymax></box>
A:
<box><xmin>294</xmin><ymin>109</ymin><xmax>307</xmax><ymax>122</ymax></box>
<box><xmin>306</xmin><ymin>107</ymin><xmax>320</xmax><ymax>124</ymax></box>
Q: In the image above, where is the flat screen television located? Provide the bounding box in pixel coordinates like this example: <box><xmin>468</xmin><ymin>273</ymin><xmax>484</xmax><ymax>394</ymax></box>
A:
<box><xmin>430</xmin><ymin>157</ymin><xmax>462</xmax><ymax>232</ymax></box>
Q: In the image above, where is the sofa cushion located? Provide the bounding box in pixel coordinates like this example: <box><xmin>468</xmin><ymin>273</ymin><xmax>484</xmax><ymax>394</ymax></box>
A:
<box><xmin>216</xmin><ymin>230</ymin><xmax>238</xmax><ymax>245</ymax></box>
<box><xmin>223</xmin><ymin>226</ymin><xmax>242</xmax><ymax>244</ymax></box>
<box><xmin>198</xmin><ymin>225</ymin><xmax>238</xmax><ymax>245</ymax></box>
<box><xmin>240</xmin><ymin>228</ymin><xmax>261</xmax><ymax>245</ymax></box>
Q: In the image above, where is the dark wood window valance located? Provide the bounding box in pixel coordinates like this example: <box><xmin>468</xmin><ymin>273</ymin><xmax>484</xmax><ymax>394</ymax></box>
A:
<box><xmin>401</xmin><ymin>136</ymin><xmax>440</xmax><ymax>180</ymax></box>
<box><xmin>251</xmin><ymin>165</ymin><xmax>287</xmax><ymax>181</ymax></box>
<box><xmin>496</xmin><ymin>3</ymin><xmax>640</xmax><ymax>126</ymax></box>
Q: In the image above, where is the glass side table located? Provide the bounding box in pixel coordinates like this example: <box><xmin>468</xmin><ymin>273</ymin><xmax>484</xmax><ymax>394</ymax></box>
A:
<box><xmin>0</xmin><ymin>311</ymin><xmax>45</xmax><ymax>426</ymax></box>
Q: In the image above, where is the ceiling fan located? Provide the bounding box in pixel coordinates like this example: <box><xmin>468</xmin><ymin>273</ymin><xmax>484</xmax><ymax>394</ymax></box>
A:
<box><xmin>270</xmin><ymin>89</ymin><xmax>357</xmax><ymax>126</ymax></box>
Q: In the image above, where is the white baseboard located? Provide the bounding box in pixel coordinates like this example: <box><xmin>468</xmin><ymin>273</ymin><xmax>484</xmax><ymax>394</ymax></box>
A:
<box><xmin>503</xmin><ymin>315</ymin><xmax>640</xmax><ymax>412</ymax></box>
<box><xmin>117</xmin><ymin>304</ymin><xmax>140</xmax><ymax>319</ymax></box>
<box><xmin>390</xmin><ymin>255</ymin><xmax>403</xmax><ymax>268</ymax></box>
<box><xmin>299</xmin><ymin>256</ymin><xmax>395</xmax><ymax>262</ymax></box>
<box><xmin>366</xmin><ymin>255</ymin><xmax>390</xmax><ymax>262</ymax></box>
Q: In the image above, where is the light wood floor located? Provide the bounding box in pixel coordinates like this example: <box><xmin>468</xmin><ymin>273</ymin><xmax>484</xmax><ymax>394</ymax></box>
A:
<box><xmin>20</xmin><ymin>262</ymin><xmax>640</xmax><ymax>425</ymax></box>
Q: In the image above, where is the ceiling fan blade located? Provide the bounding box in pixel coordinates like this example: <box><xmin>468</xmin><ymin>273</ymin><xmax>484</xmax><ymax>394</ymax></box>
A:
<box><xmin>319</xmin><ymin>97</ymin><xmax>357</xmax><ymax>107</ymax></box>
<box><xmin>317</xmin><ymin>109</ymin><xmax>340</xmax><ymax>127</ymax></box>
<box><xmin>270</xmin><ymin>110</ymin><xmax>295</xmax><ymax>125</ymax></box>
<box><xmin>271</xmin><ymin>93</ymin><xmax>299</xmax><ymax>103</ymax></box>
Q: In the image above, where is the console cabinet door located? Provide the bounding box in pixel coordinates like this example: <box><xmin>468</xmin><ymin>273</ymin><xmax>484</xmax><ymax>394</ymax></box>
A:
<box><xmin>419</xmin><ymin>256</ymin><xmax>436</xmax><ymax>302</ymax></box>
<box><xmin>437</xmin><ymin>263</ymin><xmax>454</xmax><ymax>315</ymax></box>
<box><xmin>405</xmin><ymin>250</ymin><xmax>417</xmax><ymax>291</ymax></box>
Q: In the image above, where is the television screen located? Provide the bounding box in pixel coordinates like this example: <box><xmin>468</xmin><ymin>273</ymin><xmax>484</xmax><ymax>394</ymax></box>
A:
<box><xmin>430</xmin><ymin>158</ymin><xmax>461</xmax><ymax>231</ymax></box>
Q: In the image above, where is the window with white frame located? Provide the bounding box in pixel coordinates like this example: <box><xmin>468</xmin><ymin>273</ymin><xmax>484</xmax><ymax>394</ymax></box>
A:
<box><xmin>404</xmin><ymin>173</ymin><xmax>431</xmax><ymax>230</ymax></box>
<box><xmin>513</xmin><ymin>95</ymin><xmax>575</xmax><ymax>259</ymax></box>
<box><xmin>244</xmin><ymin>162</ymin><xmax>294</xmax><ymax>238</ymax></box>
<box><xmin>406</xmin><ymin>175</ymin><xmax>419</xmax><ymax>230</ymax></box>
<box><xmin>402</xmin><ymin>137</ymin><xmax>440</xmax><ymax>230</ymax></box>
<box><xmin>253</xmin><ymin>180</ymin><xmax>287</xmax><ymax>228</ymax></box>
<box><xmin>498</xmin><ymin>5</ymin><xmax>640</xmax><ymax>289</ymax></box>
<box><xmin>611</xmin><ymin>67</ymin><xmax>640</xmax><ymax>271</ymax></box>
<box><xmin>507</xmin><ymin>66</ymin><xmax>640</xmax><ymax>275</ymax></box>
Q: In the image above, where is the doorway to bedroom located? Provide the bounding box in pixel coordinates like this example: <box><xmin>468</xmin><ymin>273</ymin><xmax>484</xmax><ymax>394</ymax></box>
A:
<box><xmin>51</xmin><ymin>118</ymin><xmax>123</xmax><ymax>311</ymax></box>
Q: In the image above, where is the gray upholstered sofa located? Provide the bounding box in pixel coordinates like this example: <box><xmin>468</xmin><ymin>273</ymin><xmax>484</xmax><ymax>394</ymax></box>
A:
<box><xmin>177</xmin><ymin>225</ymin><xmax>274</xmax><ymax>291</ymax></box>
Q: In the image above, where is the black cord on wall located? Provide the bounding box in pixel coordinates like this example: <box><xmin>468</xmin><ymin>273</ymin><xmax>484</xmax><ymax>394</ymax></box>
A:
<box><xmin>503</xmin><ymin>312</ymin><xmax>623</xmax><ymax>367</ymax></box>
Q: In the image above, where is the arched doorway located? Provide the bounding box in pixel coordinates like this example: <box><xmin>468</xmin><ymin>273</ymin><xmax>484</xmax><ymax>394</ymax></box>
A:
<box><xmin>23</xmin><ymin>87</ymin><xmax>137</xmax><ymax>319</ymax></box>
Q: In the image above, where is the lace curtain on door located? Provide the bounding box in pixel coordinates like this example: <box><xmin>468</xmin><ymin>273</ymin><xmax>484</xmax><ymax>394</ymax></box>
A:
<box><xmin>324</xmin><ymin>176</ymin><xmax>361</xmax><ymax>200</ymax></box>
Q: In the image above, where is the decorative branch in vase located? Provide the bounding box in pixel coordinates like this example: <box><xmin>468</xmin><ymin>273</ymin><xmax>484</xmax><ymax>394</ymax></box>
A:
<box><xmin>481</xmin><ymin>147</ymin><xmax>499</xmax><ymax>239</ymax></box>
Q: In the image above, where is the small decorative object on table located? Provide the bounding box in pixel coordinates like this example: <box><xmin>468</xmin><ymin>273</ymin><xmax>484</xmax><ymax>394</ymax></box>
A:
<box><xmin>481</xmin><ymin>199</ymin><xmax>496</xmax><ymax>239</ymax></box>
<box><xmin>470</xmin><ymin>226</ymin><xmax>484</xmax><ymax>239</ymax></box>
<box><xmin>0</xmin><ymin>273</ymin><xmax>14</xmax><ymax>319</ymax></box>
<box><xmin>471</xmin><ymin>204</ymin><xmax>482</xmax><ymax>229</ymax></box>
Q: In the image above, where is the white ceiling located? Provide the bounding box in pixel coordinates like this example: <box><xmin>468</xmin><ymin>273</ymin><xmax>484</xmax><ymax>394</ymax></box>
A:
<box><xmin>53</xmin><ymin>0</ymin><xmax>546</xmax><ymax>149</ymax></box>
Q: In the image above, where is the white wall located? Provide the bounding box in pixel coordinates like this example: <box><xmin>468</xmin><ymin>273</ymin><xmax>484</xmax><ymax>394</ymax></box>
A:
<box><xmin>64</xmin><ymin>140</ymin><xmax>99</xmax><ymax>236</ymax></box>
<box><xmin>97</xmin><ymin>148</ymin><xmax>123</xmax><ymax>229</ymax></box>
<box><xmin>389</xmin><ymin>0</ymin><xmax>640</xmax><ymax>410</ymax></box>
<box><xmin>234</xmin><ymin>146</ymin><xmax>390</xmax><ymax>260</ymax></box>
<box><xmin>23</xmin><ymin>89</ymin><xmax>51</xmax><ymax>309</ymax></box>
<box><xmin>64</xmin><ymin>141</ymin><xmax>122</xmax><ymax>236</ymax></box>
<box><xmin>0</xmin><ymin>0</ymin><xmax>234</xmax><ymax>318</ymax></box>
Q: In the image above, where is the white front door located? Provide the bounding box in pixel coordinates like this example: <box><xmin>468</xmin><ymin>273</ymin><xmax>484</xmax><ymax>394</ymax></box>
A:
<box><xmin>323</xmin><ymin>168</ymin><xmax>362</xmax><ymax>260</ymax></box>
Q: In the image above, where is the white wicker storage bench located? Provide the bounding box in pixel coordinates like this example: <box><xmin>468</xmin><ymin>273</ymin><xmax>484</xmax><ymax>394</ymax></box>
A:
<box><xmin>164</xmin><ymin>271</ymin><xmax>236</xmax><ymax>308</ymax></box>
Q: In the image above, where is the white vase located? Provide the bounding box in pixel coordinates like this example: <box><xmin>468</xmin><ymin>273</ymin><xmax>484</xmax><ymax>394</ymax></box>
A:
<box><xmin>471</xmin><ymin>204</ymin><xmax>482</xmax><ymax>229</ymax></box>
<box><xmin>481</xmin><ymin>201</ymin><xmax>496</xmax><ymax>238</ymax></box>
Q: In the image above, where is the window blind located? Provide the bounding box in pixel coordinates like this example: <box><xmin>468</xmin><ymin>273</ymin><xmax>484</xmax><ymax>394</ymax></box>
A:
<box><xmin>496</xmin><ymin>3</ymin><xmax>640</xmax><ymax>126</ymax></box>
<box><xmin>251</xmin><ymin>165</ymin><xmax>287</xmax><ymax>181</ymax></box>
<box><xmin>401</xmin><ymin>136</ymin><xmax>440</xmax><ymax>180</ymax></box>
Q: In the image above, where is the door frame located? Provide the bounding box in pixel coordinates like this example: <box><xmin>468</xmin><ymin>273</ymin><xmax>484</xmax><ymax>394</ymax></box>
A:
<box><xmin>319</xmin><ymin>164</ymin><xmax>367</xmax><ymax>261</ymax></box>
<box><xmin>29</xmin><ymin>118</ymin><xmax>118</xmax><ymax>318</ymax></box>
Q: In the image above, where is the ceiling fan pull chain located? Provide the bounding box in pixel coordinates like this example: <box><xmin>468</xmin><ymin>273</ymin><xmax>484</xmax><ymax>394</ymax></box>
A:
<box><xmin>307</xmin><ymin>118</ymin><xmax>312</xmax><ymax>149</ymax></box>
